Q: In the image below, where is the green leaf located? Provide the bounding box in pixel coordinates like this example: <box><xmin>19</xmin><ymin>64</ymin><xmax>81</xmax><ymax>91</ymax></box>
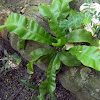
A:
<box><xmin>59</xmin><ymin>20</ymin><xmax>67</xmax><ymax>30</ymax></box>
<box><xmin>52</xmin><ymin>36</ymin><xmax>67</xmax><ymax>47</ymax></box>
<box><xmin>4</xmin><ymin>50</ymin><xmax>9</xmax><ymax>57</ymax></box>
<box><xmin>20</xmin><ymin>79</ymin><xmax>39</xmax><ymax>91</ymax></box>
<box><xmin>59</xmin><ymin>51</ymin><xmax>81</xmax><ymax>66</ymax></box>
<box><xmin>69</xmin><ymin>45</ymin><xmax>100</xmax><ymax>71</ymax></box>
<box><xmin>82</xmin><ymin>14</ymin><xmax>92</xmax><ymax>26</ymax></box>
<box><xmin>48</xmin><ymin>20</ymin><xmax>65</xmax><ymax>38</ymax></box>
<box><xmin>51</xmin><ymin>54</ymin><xmax>61</xmax><ymax>70</ymax></box>
<box><xmin>39</xmin><ymin>0</ymin><xmax>72</xmax><ymax>38</ymax></box>
<box><xmin>38</xmin><ymin>4</ymin><xmax>52</xmax><ymax>18</ymax></box>
<box><xmin>17</xmin><ymin>38</ymin><xmax>25</xmax><ymax>50</ymax></box>
<box><xmin>39</xmin><ymin>0</ymin><xmax>72</xmax><ymax>20</ymax></box>
<box><xmin>10</xmin><ymin>54</ymin><xmax>21</xmax><ymax>65</ymax></box>
<box><xmin>69</xmin><ymin>9</ymin><xmax>78</xmax><ymax>16</ymax></box>
<box><xmin>67</xmin><ymin>29</ymin><xmax>99</xmax><ymax>46</ymax></box>
<box><xmin>38</xmin><ymin>54</ymin><xmax>61</xmax><ymax>100</ymax></box>
<box><xmin>94</xmin><ymin>11</ymin><xmax>97</xmax><ymax>15</ymax></box>
<box><xmin>0</xmin><ymin>25</ymin><xmax>6</xmax><ymax>31</ymax></box>
<box><xmin>98</xmin><ymin>12</ymin><xmax>100</xmax><ymax>15</ymax></box>
<box><xmin>67</xmin><ymin>12</ymin><xmax>85</xmax><ymax>29</ymax></box>
<box><xmin>52</xmin><ymin>39</ymin><xmax>62</xmax><ymax>47</ymax></box>
<box><xmin>30</xmin><ymin>48</ymin><xmax>56</xmax><ymax>62</ymax></box>
<box><xmin>27</xmin><ymin>48</ymin><xmax>55</xmax><ymax>75</ymax></box>
<box><xmin>39</xmin><ymin>1</ymin><xmax>63</xmax><ymax>37</ymax></box>
<box><xmin>27</xmin><ymin>61</ymin><xmax>34</xmax><ymax>74</ymax></box>
<box><xmin>0</xmin><ymin>13</ymin><xmax>56</xmax><ymax>45</ymax></box>
<box><xmin>50</xmin><ymin>0</ymin><xmax>61</xmax><ymax>20</ymax></box>
<box><xmin>84</xmin><ymin>4</ymin><xmax>89</xmax><ymax>6</ymax></box>
<box><xmin>59</xmin><ymin>0</ymin><xmax>72</xmax><ymax>19</ymax></box>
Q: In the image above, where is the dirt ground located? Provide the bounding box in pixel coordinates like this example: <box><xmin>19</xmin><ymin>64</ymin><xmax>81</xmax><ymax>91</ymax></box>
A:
<box><xmin>0</xmin><ymin>39</ymin><xmax>78</xmax><ymax>100</ymax></box>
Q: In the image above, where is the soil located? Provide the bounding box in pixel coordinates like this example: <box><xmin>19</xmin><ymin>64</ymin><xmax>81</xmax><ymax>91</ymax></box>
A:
<box><xmin>0</xmin><ymin>39</ymin><xmax>78</xmax><ymax>100</ymax></box>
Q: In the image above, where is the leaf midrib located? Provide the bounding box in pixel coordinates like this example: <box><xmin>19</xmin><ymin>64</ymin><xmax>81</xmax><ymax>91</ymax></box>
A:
<box><xmin>76</xmin><ymin>51</ymin><xmax>100</xmax><ymax>67</ymax></box>
<box><xmin>6</xmin><ymin>24</ymin><xmax>55</xmax><ymax>44</ymax></box>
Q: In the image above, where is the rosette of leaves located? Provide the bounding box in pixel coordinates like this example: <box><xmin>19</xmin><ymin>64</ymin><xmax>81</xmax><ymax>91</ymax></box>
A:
<box><xmin>0</xmin><ymin>0</ymin><xmax>100</xmax><ymax>99</ymax></box>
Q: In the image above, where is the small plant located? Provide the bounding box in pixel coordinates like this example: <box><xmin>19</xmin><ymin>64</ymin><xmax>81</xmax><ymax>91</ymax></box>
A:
<box><xmin>20</xmin><ymin>75</ymin><xmax>39</xmax><ymax>100</ymax></box>
<box><xmin>0</xmin><ymin>50</ymin><xmax>21</xmax><ymax>73</ymax></box>
<box><xmin>20</xmin><ymin>76</ymin><xmax>39</xmax><ymax>91</ymax></box>
<box><xmin>0</xmin><ymin>0</ymin><xmax>100</xmax><ymax>99</ymax></box>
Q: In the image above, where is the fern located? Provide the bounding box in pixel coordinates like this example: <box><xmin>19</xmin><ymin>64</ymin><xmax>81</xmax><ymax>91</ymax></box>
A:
<box><xmin>0</xmin><ymin>0</ymin><xmax>100</xmax><ymax>100</ymax></box>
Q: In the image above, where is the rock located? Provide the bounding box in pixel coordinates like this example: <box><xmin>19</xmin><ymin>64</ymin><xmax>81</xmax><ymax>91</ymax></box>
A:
<box><xmin>9</xmin><ymin>34</ymin><xmax>50</xmax><ymax>61</ymax></box>
<box><xmin>0</xmin><ymin>0</ymin><xmax>26</xmax><ymax>13</ymax></box>
<box><xmin>0</xmin><ymin>4</ymin><xmax>11</xmax><ymax>40</ymax></box>
<box><xmin>58</xmin><ymin>66</ymin><xmax>100</xmax><ymax>100</ymax></box>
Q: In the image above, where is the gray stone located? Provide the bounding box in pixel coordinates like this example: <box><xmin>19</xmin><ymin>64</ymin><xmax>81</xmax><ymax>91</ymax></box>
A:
<box><xmin>58</xmin><ymin>66</ymin><xmax>100</xmax><ymax>100</ymax></box>
<box><xmin>0</xmin><ymin>4</ymin><xmax>11</xmax><ymax>40</ymax></box>
<box><xmin>9</xmin><ymin>34</ymin><xmax>50</xmax><ymax>61</ymax></box>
